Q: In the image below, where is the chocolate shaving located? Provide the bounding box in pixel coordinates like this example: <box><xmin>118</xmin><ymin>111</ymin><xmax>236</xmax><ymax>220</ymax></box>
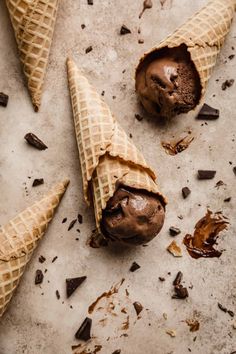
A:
<box><xmin>162</xmin><ymin>136</ymin><xmax>194</xmax><ymax>156</ymax></box>
<box><xmin>182</xmin><ymin>187</ymin><xmax>191</xmax><ymax>199</ymax></box>
<box><xmin>68</xmin><ymin>219</ymin><xmax>77</xmax><ymax>231</ymax></box>
<box><xmin>38</xmin><ymin>255</ymin><xmax>46</xmax><ymax>264</ymax></box>
<box><xmin>32</xmin><ymin>178</ymin><xmax>44</xmax><ymax>187</ymax></box>
<box><xmin>169</xmin><ymin>227</ymin><xmax>181</xmax><ymax>237</ymax></box>
<box><xmin>24</xmin><ymin>133</ymin><xmax>48</xmax><ymax>150</ymax></box>
<box><xmin>183</xmin><ymin>210</ymin><xmax>229</xmax><ymax>259</ymax></box>
<box><xmin>35</xmin><ymin>270</ymin><xmax>44</xmax><ymax>285</ymax></box>
<box><xmin>120</xmin><ymin>25</ymin><xmax>131</xmax><ymax>35</ymax></box>
<box><xmin>198</xmin><ymin>170</ymin><xmax>216</xmax><ymax>180</ymax></box>
<box><xmin>75</xmin><ymin>317</ymin><xmax>92</xmax><ymax>341</ymax></box>
<box><xmin>66</xmin><ymin>276</ymin><xmax>87</xmax><ymax>298</ymax></box>
<box><xmin>139</xmin><ymin>0</ymin><xmax>153</xmax><ymax>18</ymax></box>
<box><xmin>133</xmin><ymin>301</ymin><xmax>143</xmax><ymax>316</ymax></box>
<box><xmin>129</xmin><ymin>262</ymin><xmax>140</xmax><ymax>272</ymax></box>
<box><xmin>196</xmin><ymin>104</ymin><xmax>219</xmax><ymax>120</ymax></box>
<box><xmin>0</xmin><ymin>92</ymin><xmax>9</xmax><ymax>107</ymax></box>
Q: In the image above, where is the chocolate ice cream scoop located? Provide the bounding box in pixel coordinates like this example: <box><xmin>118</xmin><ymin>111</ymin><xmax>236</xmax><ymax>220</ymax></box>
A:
<box><xmin>101</xmin><ymin>187</ymin><xmax>165</xmax><ymax>245</ymax></box>
<box><xmin>136</xmin><ymin>45</ymin><xmax>201</xmax><ymax>119</ymax></box>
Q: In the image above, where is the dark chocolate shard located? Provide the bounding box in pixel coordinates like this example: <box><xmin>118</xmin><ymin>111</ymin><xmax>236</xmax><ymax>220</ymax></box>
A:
<box><xmin>196</xmin><ymin>104</ymin><xmax>219</xmax><ymax>120</ymax></box>
<box><xmin>0</xmin><ymin>92</ymin><xmax>9</xmax><ymax>107</ymax></box>
<box><xmin>85</xmin><ymin>46</ymin><xmax>93</xmax><ymax>54</ymax></box>
<box><xmin>173</xmin><ymin>271</ymin><xmax>183</xmax><ymax>286</ymax></box>
<box><xmin>66</xmin><ymin>276</ymin><xmax>87</xmax><ymax>298</ymax></box>
<box><xmin>39</xmin><ymin>255</ymin><xmax>46</xmax><ymax>264</ymax></box>
<box><xmin>222</xmin><ymin>79</ymin><xmax>234</xmax><ymax>90</ymax></box>
<box><xmin>129</xmin><ymin>262</ymin><xmax>140</xmax><ymax>272</ymax></box>
<box><xmin>198</xmin><ymin>170</ymin><xmax>216</xmax><ymax>180</ymax></box>
<box><xmin>169</xmin><ymin>227</ymin><xmax>181</xmax><ymax>237</ymax></box>
<box><xmin>75</xmin><ymin>317</ymin><xmax>92</xmax><ymax>341</ymax></box>
<box><xmin>120</xmin><ymin>25</ymin><xmax>131</xmax><ymax>35</ymax></box>
<box><xmin>35</xmin><ymin>270</ymin><xmax>44</xmax><ymax>285</ymax></box>
<box><xmin>24</xmin><ymin>133</ymin><xmax>48</xmax><ymax>150</ymax></box>
<box><xmin>68</xmin><ymin>219</ymin><xmax>77</xmax><ymax>231</ymax></box>
<box><xmin>56</xmin><ymin>290</ymin><xmax>60</xmax><ymax>300</ymax></box>
<box><xmin>182</xmin><ymin>187</ymin><xmax>191</xmax><ymax>199</ymax></box>
<box><xmin>133</xmin><ymin>301</ymin><xmax>143</xmax><ymax>316</ymax></box>
<box><xmin>32</xmin><ymin>178</ymin><xmax>44</xmax><ymax>187</ymax></box>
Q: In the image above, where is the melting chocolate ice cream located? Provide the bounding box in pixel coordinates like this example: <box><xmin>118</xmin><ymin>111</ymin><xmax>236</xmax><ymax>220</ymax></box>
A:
<box><xmin>136</xmin><ymin>44</ymin><xmax>201</xmax><ymax>119</ymax></box>
<box><xmin>101</xmin><ymin>186</ymin><xmax>165</xmax><ymax>245</ymax></box>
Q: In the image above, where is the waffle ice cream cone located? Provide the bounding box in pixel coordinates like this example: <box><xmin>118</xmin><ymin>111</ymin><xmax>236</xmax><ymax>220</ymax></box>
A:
<box><xmin>136</xmin><ymin>0</ymin><xmax>236</xmax><ymax>102</ymax></box>
<box><xmin>5</xmin><ymin>0</ymin><xmax>59</xmax><ymax>111</ymax></box>
<box><xmin>67</xmin><ymin>58</ymin><xmax>166</xmax><ymax>232</ymax></box>
<box><xmin>0</xmin><ymin>179</ymin><xmax>69</xmax><ymax>317</ymax></box>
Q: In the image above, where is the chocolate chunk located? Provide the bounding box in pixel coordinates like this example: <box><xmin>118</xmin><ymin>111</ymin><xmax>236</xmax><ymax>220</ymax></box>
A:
<box><xmin>173</xmin><ymin>284</ymin><xmax>189</xmax><ymax>299</ymax></box>
<box><xmin>78</xmin><ymin>214</ymin><xmax>83</xmax><ymax>224</ymax></box>
<box><xmin>0</xmin><ymin>92</ymin><xmax>9</xmax><ymax>107</ymax></box>
<box><xmin>112</xmin><ymin>350</ymin><xmax>121</xmax><ymax>354</ymax></box>
<box><xmin>196</xmin><ymin>104</ymin><xmax>219</xmax><ymax>120</ymax></box>
<box><xmin>24</xmin><ymin>133</ymin><xmax>48</xmax><ymax>150</ymax></box>
<box><xmin>129</xmin><ymin>262</ymin><xmax>140</xmax><ymax>272</ymax></box>
<box><xmin>75</xmin><ymin>317</ymin><xmax>92</xmax><ymax>341</ymax></box>
<box><xmin>66</xmin><ymin>276</ymin><xmax>87</xmax><ymax>298</ymax></box>
<box><xmin>87</xmin><ymin>0</ymin><xmax>93</xmax><ymax>4</ymax></box>
<box><xmin>135</xmin><ymin>114</ymin><xmax>143</xmax><ymax>121</ymax></box>
<box><xmin>222</xmin><ymin>79</ymin><xmax>234</xmax><ymax>90</ymax></box>
<box><xmin>68</xmin><ymin>219</ymin><xmax>77</xmax><ymax>231</ymax></box>
<box><xmin>229</xmin><ymin>54</ymin><xmax>235</xmax><ymax>60</ymax></box>
<box><xmin>120</xmin><ymin>25</ymin><xmax>131</xmax><ymax>35</ymax></box>
<box><xmin>56</xmin><ymin>290</ymin><xmax>60</xmax><ymax>300</ymax></box>
<box><xmin>133</xmin><ymin>301</ymin><xmax>143</xmax><ymax>316</ymax></box>
<box><xmin>169</xmin><ymin>227</ymin><xmax>181</xmax><ymax>237</ymax></box>
<box><xmin>233</xmin><ymin>167</ymin><xmax>236</xmax><ymax>176</ymax></box>
<box><xmin>32</xmin><ymin>178</ymin><xmax>44</xmax><ymax>187</ymax></box>
<box><xmin>35</xmin><ymin>270</ymin><xmax>44</xmax><ymax>285</ymax></box>
<box><xmin>182</xmin><ymin>187</ymin><xmax>191</xmax><ymax>199</ymax></box>
<box><xmin>52</xmin><ymin>256</ymin><xmax>58</xmax><ymax>263</ymax></box>
<box><xmin>173</xmin><ymin>271</ymin><xmax>183</xmax><ymax>286</ymax></box>
<box><xmin>62</xmin><ymin>217</ymin><xmax>67</xmax><ymax>224</ymax></box>
<box><xmin>224</xmin><ymin>197</ymin><xmax>231</xmax><ymax>202</ymax></box>
<box><xmin>39</xmin><ymin>255</ymin><xmax>46</xmax><ymax>264</ymax></box>
<box><xmin>85</xmin><ymin>46</ymin><xmax>93</xmax><ymax>54</ymax></box>
<box><xmin>198</xmin><ymin>170</ymin><xmax>216</xmax><ymax>180</ymax></box>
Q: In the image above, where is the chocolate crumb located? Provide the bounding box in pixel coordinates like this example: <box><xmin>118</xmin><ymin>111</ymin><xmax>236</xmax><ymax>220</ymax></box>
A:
<box><xmin>62</xmin><ymin>217</ymin><xmax>67</xmax><ymax>224</ymax></box>
<box><xmin>78</xmin><ymin>214</ymin><xmax>83</xmax><ymax>224</ymax></box>
<box><xmin>135</xmin><ymin>113</ymin><xmax>143</xmax><ymax>121</ymax></box>
<box><xmin>0</xmin><ymin>92</ymin><xmax>9</xmax><ymax>107</ymax></box>
<box><xmin>68</xmin><ymin>219</ymin><xmax>77</xmax><ymax>231</ymax></box>
<box><xmin>75</xmin><ymin>317</ymin><xmax>92</xmax><ymax>341</ymax></box>
<box><xmin>196</xmin><ymin>104</ymin><xmax>219</xmax><ymax>120</ymax></box>
<box><xmin>169</xmin><ymin>227</ymin><xmax>181</xmax><ymax>237</ymax></box>
<box><xmin>66</xmin><ymin>276</ymin><xmax>87</xmax><ymax>298</ymax></box>
<box><xmin>52</xmin><ymin>256</ymin><xmax>58</xmax><ymax>263</ymax></box>
<box><xmin>222</xmin><ymin>79</ymin><xmax>234</xmax><ymax>90</ymax></box>
<box><xmin>85</xmin><ymin>46</ymin><xmax>93</xmax><ymax>54</ymax></box>
<box><xmin>32</xmin><ymin>178</ymin><xmax>44</xmax><ymax>187</ymax></box>
<box><xmin>120</xmin><ymin>25</ymin><xmax>131</xmax><ymax>35</ymax></box>
<box><xmin>198</xmin><ymin>170</ymin><xmax>216</xmax><ymax>180</ymax></box>
<box><xmin>35</xmin><ymin>270</ymin><xmax>44</xmax><ymax>285</ymax></box>
<box><xmin>130</xmin><ymin>262</ymin><xmax>140</xmax><ymax>272</ymax></box>
<box><xmin>24</xmin><ymin>133</ymin><xmax>48</xmax><ymax>150</ymax></box>
<box><xmin>182</xmin><ymin>187</ymin><xmax>191</xmax><ymax>199</ymax></box>
<box><xmin>39</xmin><ymin>255</ymin><xmax>46</xmax><ymax>264</ymax></box>
<box><xmin>56</xmin><ymin>290</ymin><xmax>60</xmax><ymax>300</ymax></box>
<box><xmin>133</xmin><ymin>302</ymin><xmax>143</xmax><ymax>316</ymax></box>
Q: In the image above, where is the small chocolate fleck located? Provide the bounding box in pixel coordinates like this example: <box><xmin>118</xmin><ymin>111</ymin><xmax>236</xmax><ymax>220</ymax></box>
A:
<box><xmin>224</xmin><ymin>197</ymin><xmax>231</xmax><ymax>202</ymax></box>
<box><xmin>81</xmin><ymin>24</ymin><xmax>86</xmax><ymax>29</ymax></box>
<box><xmin>85</xmin><ymin>46</ymin><xmax>93</xmax><ymax>54</ymax></box>
<box><xmin>66</xmin><ymin>276</ymin><xmax>87</xmax><ymax>298</ymax></box>
<box><xmin>32</xmin><ymin>178</ymin><xmax>44</xmax><ymax>187</ymax></box>
<box><xmin>218</xmin><ymin>303</ymin><xmax>228</xmax><ymax>313</ymax></box>
<box><xmin>56</xmin><ymin>290</ymin><xmax>60</xmax><ymax>300</ymax></box>
<box><xmin>138</xmin><ymin>39</ymin><xmax>144</xmax><ymax>44</ymax></box>
<box><xmin>173</xmin><ymin>271</ymin><xmax>183</xmax><ymax>286</ymax></box>
<box><xmin>222</xmin><ymin>79</ymin><xmax>234</xmax><ymax>90</ymax></box>
<box><xmin>52</xmin><ymin>256</ymin><xmax>58</xmax><ymax>263</ymax></box>
<box><xmin>135</xmin><ymin>114</ymin><xmax>143</xmax><ymax>121</ymax></box>
<box><xmin>196</xmin><ymin>104</ymin><xmax>219</xmax><ymax>120</ymax></box>
<box><xmin>0</xmin><ymin>92</ymin><xmax>9</xmax><ymax>107</ymax></box>
<box><xmin>159</xmin><ymin>277</ymin><xmax>165</xmax><ymax>282</ymax></box>
<box><xmin>24</xmin><ymin>133</ymin><xmax>48</xmax><ymax>150</ymax></box>
<box><xmin>133</xmin><ymin>302</ymin><xmax>143</xmax><ymax>316</ymax></box>
<box><xmin>233</xmin><ymin>167</ymin><xmax>236</xmax><ymax>176</ymax></box>
<box><xmin>129</xmin><ymin>262</ymin><xmax>140</xmax><ymax>272</ymax></box>
<box><xmin>39</xmin><ymin>255</ymin><xmax>46</xmax><ymax>264</ymax></box>
<box><xmin>35</xmin><ymin>270</ymin><xmax>44</xmax><ymax>285</ymax></box>
<box><xmin>182</xmin><ymin>187</ymin><xmax>191</xmax><ymax>199</ymax></box>
<box><xmin>228</xmin><ymin>310</ymin><xmax>235</xmax><ymax>318</ymax></box>
<box><xmin>78</xmin><ymin>214</ymin><xmax>83</xmax><ymax>224</ymax></box>
<box><xmin>120</xmin><ymin>25</ymin><xmax>131</xmax><ymax>35</ymax></box>
<box><xmin>68</xmin><ymin>219</ymin><xmax>77</xmax><ymax>231</ymax></box>
<box><xmin>229</xmin><ymin>54</ymin><xmax>235</xmax><ymax>60</ymax></box>
<box><xmin>198</xmin><ymin>170</ymin><xmax>216</xmax><ymax>180</ymax></box>
<box><xmin>75</xmin><ymin>317</ymin><xmax>92</xmax><ymax>341</ymax></box>
<box><xmin>87</xmin><ymin>0</ymin><xmax>93</xmax><ymax>4</ymax></box>
<box><xmin>169</xmin><ymin>227</ymin><xmax>181</xmax><ymax>237</ymax></box>
<box><xmin>112</xmin><ymin>350</ymin><xmax>121</xmax><ymax>354</ymax></box>
<box><xmin>62</xmin><ymin>217</ymin><xmax>67</xmax><ymax>224</ymax></box>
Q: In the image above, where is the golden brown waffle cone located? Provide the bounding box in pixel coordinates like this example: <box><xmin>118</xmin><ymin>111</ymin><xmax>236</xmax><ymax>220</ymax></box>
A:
<box><xmin>0</xmin><ymin>179</ymin><xmax>69</xmax><ymax>317</ymax></box>
<box><xmin>5</xmin><ymin>0</ymin><xmax>59</xmax><ymax>111</ymax></box>
<box><xmin>67</xmin><ymin>58</ymin><xmax>166</xmax><ymax>230</ymax></box>
<box><xmin>136</xmin><ymin>0</ymin><xmax>236</xmax><ymax>100</ymax></box>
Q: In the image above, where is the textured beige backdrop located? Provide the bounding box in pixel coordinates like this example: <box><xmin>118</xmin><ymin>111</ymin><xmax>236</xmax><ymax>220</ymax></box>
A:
<box><xmin>0</xmin><ymin>0</ymin><xmax>236</xmax><ymax>353</ymax></box>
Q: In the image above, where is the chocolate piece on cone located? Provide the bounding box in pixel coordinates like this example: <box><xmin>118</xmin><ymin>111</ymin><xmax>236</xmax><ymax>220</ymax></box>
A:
<box><xmin>6</xmin><ymin>0</ymin><xmax>59</xmax><ymax>111</ymax></box>
<box><xmin>0</xmin><ymin>179</ymin><xmax>69</xmax><ymax>317</ymax></box>
<box><xmin>136</xmin><ymin>0</ymin><xmax>236</xmax><ymax>118</ymax></box>
<box><xmin>67</xmin><ymin>58</ymin><xmax>167</xmax><ymax>245</ymax></box>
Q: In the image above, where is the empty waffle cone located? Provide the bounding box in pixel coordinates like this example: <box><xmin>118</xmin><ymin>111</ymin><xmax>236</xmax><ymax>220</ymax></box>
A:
<box><xmin>136</xmin><ymin>0</ymin><xmax>236</xmax><ymax>103</ymax></box>
<box><xmin>67</xmin><ymin>58</ymin><xmax>166</xmax><ymax>232</ymax></box>
<box><xmin>0</xmin><ymin>179</ymin><xmax>69</xmax><ymax>317</ymax></box>
<box><xmin>5</xmin><ymin>0</ymin><xmax>59</xmax><ymax>111</ymax></box>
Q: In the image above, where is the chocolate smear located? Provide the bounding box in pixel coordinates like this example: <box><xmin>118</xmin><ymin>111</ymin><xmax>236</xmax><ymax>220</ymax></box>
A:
<box><xmin>32</xmin><ymin>178</ymin><xmax>44</xmax><ymax>187</ymax></box>
<box><xmin>183</xmin><ymin>210</ymin><xmax>229</xmax><ymax>259</ymax></box>
<box><xmin>68</xmin><ymin>219</ymin><xmax>77</xmax><ymax>231</ymax></box>
<box><xmin>88</xmin><ymin>278</ymin><xmax>125</xmax><ymax>314</ymax></box>
<box><xmin>133</xmin><ymin>301</ymin><xmax>143</xmax><ymax>316</ymax></box>
<box><xmin>39</xmin><ymin>255</ymin><xmax>46</xmax><ymax>264</ymax></box>
<box><xmin>169</xmin><ymin>227</ymin><xmax>181</xmax><ymax>237</ymax></box>
<box><xmin>129</xmin><ymin>261</ymin><xmax>140</xmax><ymax>272</ymax></box>
<box><xmin>35</xmin><ymin>270</ymin><xmax>44</xmax><ymax>285</ymax></box>
<box><xmin>139</xmin><ymin>0</ymin><xmax>153</xmax><ymax>18</ymax></box>
<box><xmin>196</xmin><ymin>104</ymin><xmax>219</xmax><ymax>120</ymax></box>
<box><xmin>120</xmin><ymin>25</ymin><xmax>131</xmax><ymax>35</ymax></box>
<box><xmin>24</xmin><ymin>133</ymin><xmax>48</xmax><ymax>150</ymax></box>
<box><xmin>198</xmin><ymin>170</ymin><xmax>216</xmax><ymax>180</ymax></box>
<box><xmin>186</xmin><ymin>319</ymin><xmax>200</xmax><ymax>332</ymax></box>
<box><xmin>182</xmin><ymin>187</ymin><xmax>191</xmax><ymax>199</ymax></box>
<box><xmin>222</xmin><ymin>79</ymin><xmax>234</xmax><ymax>90</ymax></box>
<box><xmin>75</xmin><ymin>317</ymin><xmax>92</xmax><ymax>341</ymax></box>
<box><xmin>66</xmin><ymin>276</ymin><xmax>87</xmax><ymax>298</ymax></box>
<box><xmin>0</xmin><ymin>92</ymin><xmax>9</xmax><ymax>107</ymax></box>
<box><xmin>162</xmin><ymin>136</ymin><xmax>194</xmax><ymax>156</ymax></box>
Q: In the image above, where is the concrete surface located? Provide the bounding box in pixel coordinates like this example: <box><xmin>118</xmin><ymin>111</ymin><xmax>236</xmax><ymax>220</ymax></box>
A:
<box><xmin>0</xmin><ymin>0</ymin><xmax>236</xmax><ymax>353</ymax></box>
